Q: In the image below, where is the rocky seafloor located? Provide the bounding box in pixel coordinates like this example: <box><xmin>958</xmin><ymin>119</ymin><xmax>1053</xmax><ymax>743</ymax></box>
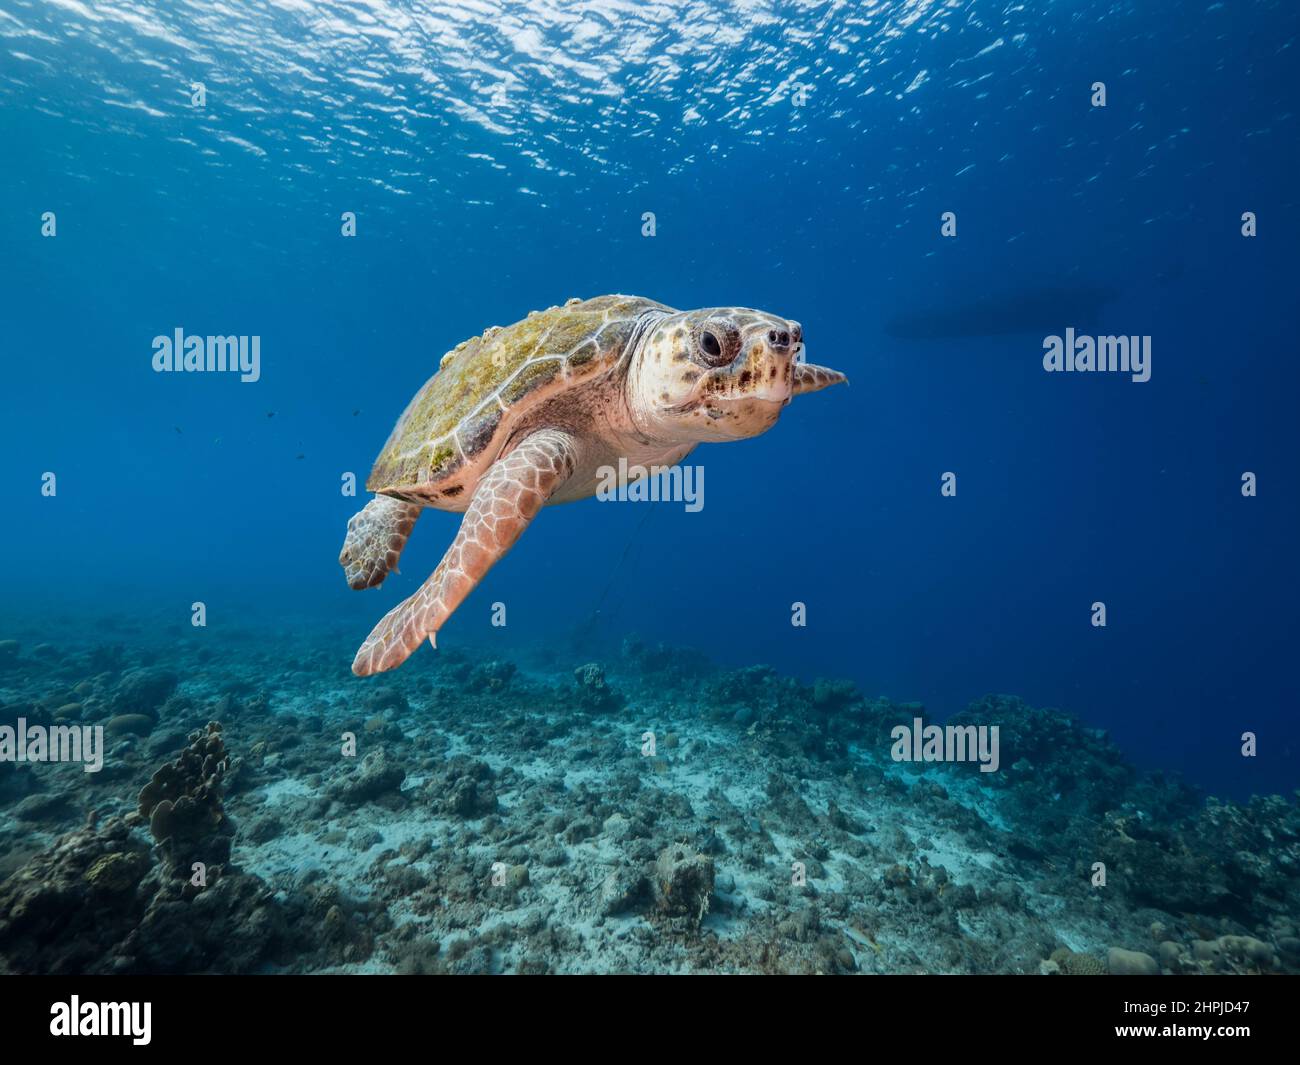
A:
<box><xmin>0</xmin><ymin>618</ymin><xmax>1296</xmax><ymax>976</ymax></box>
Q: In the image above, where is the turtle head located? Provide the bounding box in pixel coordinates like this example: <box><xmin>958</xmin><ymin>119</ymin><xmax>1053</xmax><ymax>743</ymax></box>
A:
<box><xmin>632</xmin><ymin>307</ymin><xmax>821</xmax><ymax>443</ymax></box>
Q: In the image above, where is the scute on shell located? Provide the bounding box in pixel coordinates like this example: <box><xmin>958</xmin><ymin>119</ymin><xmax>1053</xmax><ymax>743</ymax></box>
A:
<box><xmin>365</xmin><ymin>294</ymin><xmax>671</xmax><ymax>493</ymax></box>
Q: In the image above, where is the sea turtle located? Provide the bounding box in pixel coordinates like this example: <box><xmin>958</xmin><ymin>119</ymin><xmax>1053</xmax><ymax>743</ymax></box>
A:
<box><xmin>340</xmin><ymin>294</ymin><xmax>847</xmax><ymax>676</ymax></box>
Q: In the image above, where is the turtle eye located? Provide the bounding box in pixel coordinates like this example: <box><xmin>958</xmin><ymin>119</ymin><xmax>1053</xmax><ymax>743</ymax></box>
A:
<box><xmin>697</xmin><ymin>328</ymin><xmax>733</xmax><ymax>367</ymax></box>
<box><xmin>693</xmin><ymin>323</ymin><xmax>737</xmax><ymax>367</ymax></box>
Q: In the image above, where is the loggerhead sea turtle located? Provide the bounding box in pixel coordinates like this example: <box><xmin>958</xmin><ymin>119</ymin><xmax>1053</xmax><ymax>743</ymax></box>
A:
<box><xmin>340</xmin><ymin>294</ymin><xmax>847</xmax><ymax>676</ymax></box>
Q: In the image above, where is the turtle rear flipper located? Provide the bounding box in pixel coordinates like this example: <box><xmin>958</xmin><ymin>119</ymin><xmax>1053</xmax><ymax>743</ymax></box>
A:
<box><xmin>351</xmin><ymin>428</ymin><xmax>579</xmax><ymax>676</ymax></box>
<box><xmin>339</xmin><ymin>496</ymin><xmax>422</xmax><ymax>590</ymax></box>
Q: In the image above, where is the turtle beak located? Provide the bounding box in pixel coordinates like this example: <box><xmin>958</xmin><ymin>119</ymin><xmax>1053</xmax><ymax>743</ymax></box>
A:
<box><xmin>792</xmin><ymin>359</ymin><xmax>849</xmax><ymax>397</ymax></box>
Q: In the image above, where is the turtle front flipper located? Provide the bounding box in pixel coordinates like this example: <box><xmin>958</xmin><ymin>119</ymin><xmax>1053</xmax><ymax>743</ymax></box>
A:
<box><xmin>793</xmin><ymin>363</ymin><xmax>848</xmax><ymax>396</ymax></box>
<box><xmin>339</xmin><ymin>496</ymin><xmax>422</xmax><ymax>590</ymax></box>
<box><xmin>351</xmin><ymin>429</ymin><xmax>580</xmax><ymax>676</ymax></box>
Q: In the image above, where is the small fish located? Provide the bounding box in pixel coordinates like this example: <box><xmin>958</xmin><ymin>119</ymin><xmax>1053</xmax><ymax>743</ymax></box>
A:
<box><xmin>267</xmin><ymin>411</ymin><xmax>276</xmax><ymax>418</ymax></box>
<box><xmin>296</xmin><ymin>453</ymin><xmax>305</xmax><ymax>460</ymax></box>
<box><xmin>173</xmin><ymin>426</ymin><xmax>183</xmax><ymax>434</ymax></box>
<box><xmin>352</xmin><ymin>409</ymin><xmax>361</xmax><ymax>417</ymax></box>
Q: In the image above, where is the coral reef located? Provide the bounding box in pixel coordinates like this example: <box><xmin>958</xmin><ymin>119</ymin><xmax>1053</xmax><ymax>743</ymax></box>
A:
<box><xmin>0</xmin><ymin>716</ymin><xmax>357</xmax><ymax>974</ymax></box>
<box><xmin>573</xmin><ymin>662</ymin><xmax>622</xmax><ymax>713</ymax></box>
<box><xmin>329</xmin><ymin>748</ymin><xmax>406</xmax><ymax>807</ymax></box>
<box><xmin>0</xmin><ymin>619</ymin><xmax>1295</xmax><ymax>975</ymax></box>
<box><xmin>137</xmin><ymin>722</ymin><xmax>234</xmax><ymax>885</ymax></box>
<box><xmin>652</xmin><ymin>844</ymin><xmax>715</xmax><ymax>929</ymax></box>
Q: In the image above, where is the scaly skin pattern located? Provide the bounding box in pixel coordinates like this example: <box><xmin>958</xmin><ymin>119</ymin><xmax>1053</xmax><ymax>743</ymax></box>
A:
<box><xmin>350</xmin><ymin>429</ymin><xmax>579</xmax><ymax>676</ymax></box>
<box><xmin>338</xmin><ymin>496</ymin><xmax>421</xmax><ymax>590</ymax></box>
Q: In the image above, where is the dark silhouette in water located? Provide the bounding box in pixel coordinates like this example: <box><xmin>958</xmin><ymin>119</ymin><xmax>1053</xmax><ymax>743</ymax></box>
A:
<box><xmin>885</xmin><ymin>284</ymin><xmax>1120</xmax><ymax>340</ymax></box>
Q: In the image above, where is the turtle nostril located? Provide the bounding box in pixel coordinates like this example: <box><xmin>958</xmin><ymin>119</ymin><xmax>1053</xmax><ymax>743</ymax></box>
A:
<box><xmin>766</xmin><ymin>329</ymin><xmax>794</xmax><ymax>351</ymax></box>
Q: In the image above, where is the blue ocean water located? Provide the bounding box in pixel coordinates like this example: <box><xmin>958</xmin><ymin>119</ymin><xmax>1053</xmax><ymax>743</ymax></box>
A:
<box><xmin>2</xmin><ymin>0</ymin><xmax>1297</xmax><ymax>804</ymax></box>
